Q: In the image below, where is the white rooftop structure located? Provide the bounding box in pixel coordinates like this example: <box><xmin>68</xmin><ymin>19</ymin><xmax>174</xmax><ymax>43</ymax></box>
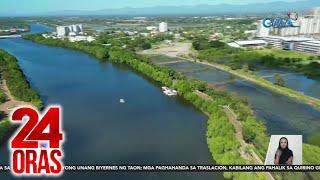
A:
<box><xmin>68</xmin><ymin>35</ymin><xmax>95</xmax><ymax>42</ymax></box>
<box><xmin>259</xmin><ymin>36</ymin><xmax>313</xmax><ymax>49</ymax></box>
<box><xmin>227</xmin><ymin>40</ymin><xmax>267</xmax><ymax>48</ymax></box>
<box><xmin>146</xmin><ymin>26</ymin><xmax>157</xmax><ymax>31</ymax></box>
<box><xmin>234</xmin><ymin>40</ymin><xmax>267</xmax><ymax>46</ymax></box>
<box><xmin>227</xmin><ymin>42</ymin><xmax>240</xmax><ymax>48</ymax></box>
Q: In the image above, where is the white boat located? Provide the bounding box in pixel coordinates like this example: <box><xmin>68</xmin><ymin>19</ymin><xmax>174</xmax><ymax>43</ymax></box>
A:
<box><xmin>162</xmin><ymin>86</ymin><xmax>170</xmax><ymax>91</ymax></box>
<box><xmin>120</xmin><ymin>99</ymin><xmax>125</xmax><ymax>103</ymax></box>
<box><xmin>162</xmin><ymin>86</ymin><xmax>178</xmax><ymax>96</ymax></box>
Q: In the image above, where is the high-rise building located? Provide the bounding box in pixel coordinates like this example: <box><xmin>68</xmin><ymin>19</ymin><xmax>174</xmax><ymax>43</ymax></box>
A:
<box><xmin>56</xmin><ymin>24</ymin><xmax>84</xmax><ymax>37</ymax></box>
<box><xmin>78</xmin><ymin>24</ymin><xmax>84</xmax><ymax>32</ymax></box>
<box><xmin>159</xmin><ymin>22</ymin><xmax>168</xmax><ymax>33</ymax></box>
<box><xmin>56</xmin><ymin>26</ymin><xmax>69</xmax><ymax>37</ymax></box>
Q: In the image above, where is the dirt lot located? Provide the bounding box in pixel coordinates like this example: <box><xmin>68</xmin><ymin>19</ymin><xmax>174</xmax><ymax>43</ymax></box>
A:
<box><xmin>141</xmin><ymin>42</ymin><xmax>192</xmax><ymax>57</ymax></box>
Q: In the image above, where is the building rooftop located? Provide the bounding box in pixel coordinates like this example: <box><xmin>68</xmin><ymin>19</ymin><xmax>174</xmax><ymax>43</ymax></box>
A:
<box><xmin>261</xmin><ymin>36</ymin><xmax>313</xmax><ymax>42</ymax></box>
<box><xmin>299</xmin><ymin>40</ymin><xmax>320</xmax><ymax>47</ymax></box>
<box><xmin>234</xmin><ymin>40</ymin><xmax>267</xmax><ymax>45</ymax></box>
<box><xmin>227</xmin><ymin>42</ymin><xmax>240</xmax><ymax>48</ymax></box>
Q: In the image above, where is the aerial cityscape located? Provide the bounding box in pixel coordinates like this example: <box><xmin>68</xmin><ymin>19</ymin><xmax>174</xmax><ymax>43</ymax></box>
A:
<box><xmin>0</xmin><ymin>0</ymin><xmax>320</xmax><ymax>179</ymax></box>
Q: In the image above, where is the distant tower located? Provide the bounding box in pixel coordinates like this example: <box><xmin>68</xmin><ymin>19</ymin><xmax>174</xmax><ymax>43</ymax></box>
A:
<box><xmin>159</xmin><ymin>22</ymin><xmax>168</xmax><ymax>33</ymax></box>
<box><xmin>56</xmin><ymin>26</ymin><xmax>68</xmax><ymax>37</ymax></box>
<box><xmin>77</xmin><ymin>24</ymin><xmax>84</xmax><ymax>32</ymax></box>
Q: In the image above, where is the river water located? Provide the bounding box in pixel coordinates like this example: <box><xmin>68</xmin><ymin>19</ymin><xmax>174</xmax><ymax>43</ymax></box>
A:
<box><xmin>0</xmin><ymin>24</ymin><xmax>222</xmax><ymax>179</ymax></box>
<box><xmin>255</xmin><ymin>69</ymin><xmax>320</xmax><ymax>99</ymax></box>
<box><xmin>165</xmin><ymin>61</ymin><xmax>320</xmax><ymax>139</ymax></box>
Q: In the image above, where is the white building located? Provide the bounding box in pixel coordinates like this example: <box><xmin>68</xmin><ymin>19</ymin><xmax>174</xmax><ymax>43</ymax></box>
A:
<box><xmin>68</xmin><ymin>35</ymin><xmax>95</xmax><ymax>42</ymax></box>
<box><xmin>56</xmin><ymin>26</ymin><xmax>69</xmax><ymax>37</ymax></box>
<box><xmin>140</xmin><ymin>32</ymin><xmax>150</xmax><ymax>37</ymax></box>
<box><xmin>260</xmin><ymin>36</ymin><xmax>312</xmax><ymax>49</ymax></box>
<box><xmin>146</xmin><ymin>26</ymin><xmax>157</xmax><ymax>31</ymax></box>
<box><xmin>56</xmin><ymin>24</ymin><xmax>84</xmax><ymax>37</ymax></box>
<box><xmin>159</xmin><ymin>22</ymin><xmax>168</xmax><ymax>33</ymax></box>
<box><xmin>259</xmin><ymin>36</ymin><xmax>284</xmax><ymax>48</ymax></box>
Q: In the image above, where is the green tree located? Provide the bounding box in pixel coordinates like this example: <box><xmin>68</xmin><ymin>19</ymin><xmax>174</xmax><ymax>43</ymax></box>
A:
<box><xmin>140</xmin><ymin>42</ymin><xmax>151</xmax><ymax>50</ymax></box>
<box><xmin>0</xmin><ymin>91</ymin><xmax>6</xmax><ymax>103</ymax></box>
<box><xmin>274</xmin><ymin>73</ymin><xmax>285</xmax><ymax>87</ymax></box>
<box><xmin>242</xmin><ymin>64</ymin><xmax>249</xmax><ymax>72</ymax></box>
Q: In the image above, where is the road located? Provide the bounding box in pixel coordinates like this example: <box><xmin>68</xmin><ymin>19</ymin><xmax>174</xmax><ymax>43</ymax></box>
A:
<box><xmin>223</xmin><ymin>105</ymin><xmax>275</xmax><ymax>180</ymax></box>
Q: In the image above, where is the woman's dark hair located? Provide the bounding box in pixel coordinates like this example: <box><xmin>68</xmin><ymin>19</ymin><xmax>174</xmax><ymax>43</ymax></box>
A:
<box><xmin>278</xmin><ymin>137</ymin><xmax>289</xmax><ymax>150</ymax></box>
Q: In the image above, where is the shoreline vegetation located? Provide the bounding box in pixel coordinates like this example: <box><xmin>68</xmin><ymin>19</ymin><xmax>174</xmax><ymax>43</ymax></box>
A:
<box><xmin>191</xmin><ymin>40</ymin><xmax>320</xmax><ymax>110</ymax></box>
<box><xmin>193</xmin><ymin>39</ymin><xmax>320</xmax><ymax>78</ymax></box>
<box><xmin>23</xmin><ymin>34</ymin><xmax>108</xmax><ymax>60</ymax></box>
<box><xmin>23</xmin><ymin>34</ymin><xmax>320</xmax><ymax>179</ymax></box>
<box><xmin>181</xmin><ymin>56</ymin><xmax>320</xmax><ymax>110</ymax></box>
<box><xmin>0</xmin><ymin>49</ymin><xmax>43</xmax><ymax>144</ymax></box>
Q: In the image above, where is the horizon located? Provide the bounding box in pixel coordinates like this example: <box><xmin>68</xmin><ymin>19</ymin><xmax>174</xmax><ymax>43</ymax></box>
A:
<box><xmin>0</xmin><ymin>0</ymin><xmax>309</xmax><ymax>16</ymax></box>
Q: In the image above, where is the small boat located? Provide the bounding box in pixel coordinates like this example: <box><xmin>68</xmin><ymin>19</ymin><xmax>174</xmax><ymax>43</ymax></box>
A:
<box><xmin>162</xmin><ymin>86</ymin><xmax>169</xmax><ymax>91</ymax></box>
<box><xmin>162</xmin><ymin>86</ymin><xmax>178</xmax><ymax>96</ymax></box>
<box><xmin>120</xmin><ymin>99</ymin><xmax>125</xmax><ymax>103</ymax></box>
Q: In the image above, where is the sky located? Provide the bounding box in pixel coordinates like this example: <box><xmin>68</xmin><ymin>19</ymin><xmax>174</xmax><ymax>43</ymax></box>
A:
<box><xmin>0</xmin><ymin>0</ymin><xmax>303</xmax><ymax>15</ymax></box>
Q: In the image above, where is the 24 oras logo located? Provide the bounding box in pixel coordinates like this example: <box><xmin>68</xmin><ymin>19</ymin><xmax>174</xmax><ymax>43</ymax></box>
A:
<box><xmin>9</xmin><ymin>105</ymin><xmax>65</xmax><ymax>177</ymax></box>
<box><xmin>262</xmin><ymin>11</ymin><xmax>299</xmax><ymax>28</ymax></box>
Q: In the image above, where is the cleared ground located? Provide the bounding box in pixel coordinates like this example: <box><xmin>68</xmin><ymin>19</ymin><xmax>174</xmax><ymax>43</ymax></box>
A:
<box><xmin>141</xmin><ymin>42</ymin><xmax>192</xmax><ymax>57</ymax></box>
<box><xmin>0</xmin><ymin>80</ymin><xmax>32</xmax><ymax>115</ymax></box>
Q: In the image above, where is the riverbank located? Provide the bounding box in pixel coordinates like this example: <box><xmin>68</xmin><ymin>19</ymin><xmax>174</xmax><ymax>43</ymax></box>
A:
<box><xmin>109</xmin><ymin>48</ymin><xmax>271</xmax><ymax>179</ymax></box>
<box><xmin>183</xmin><ymin>57</ymin><xmax>320</xmax><ymax>110</ymax></box>
<box><xmin>0</xmin><ymin>49</ymin><xmax>43</xmax><ymax>109</ymax></box>
<box><xmin>23</xmin><ymin>34</ymin><xmax>108</xmax><ymax>60</ymax></box>
<box><xmin>0</xmin><ymin>49</ymin><xmax>43</xmax><ymax>144</ymax></box>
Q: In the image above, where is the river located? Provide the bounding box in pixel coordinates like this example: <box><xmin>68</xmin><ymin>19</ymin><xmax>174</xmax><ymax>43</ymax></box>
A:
<box><xmin>255</xmin><ymin>69</ymin><xmax>320</xmax><ymax>99</ymax></box>
<box><xmin>165</xmin><ymin>61</ymin><xmax>320</xmax><ymax>139</ymax></box>
<box><xmin>0</xmin><ymin>24</ymin><xmax>223</xmax><ymax>179</ymax></box>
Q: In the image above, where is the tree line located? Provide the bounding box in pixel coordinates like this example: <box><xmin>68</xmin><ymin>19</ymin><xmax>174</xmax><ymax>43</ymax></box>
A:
<box><xmin>0</xmin><ymin>49</ymin><xmax>43</xmax><ymax>144</ymax></box>
<box><xmin>0</xmin><ymin>49</ymin><xmax>43</xmax><ymax>108</ymax></box>
<box><xmin>193</xmin><ymin>38</ymin><xmax>320</xmax><ymax>79</ymax></box>
<box><xmin>24</xmin><ymin>34</ymin><xmax>109</xmax><ymax>60</ymax></box>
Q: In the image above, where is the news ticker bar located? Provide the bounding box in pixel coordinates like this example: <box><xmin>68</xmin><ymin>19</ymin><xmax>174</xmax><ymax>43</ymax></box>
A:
<box><xmin>1</xmin><ymin>165</ymin><xmax>320</xmax><ymax>172</ymax></box>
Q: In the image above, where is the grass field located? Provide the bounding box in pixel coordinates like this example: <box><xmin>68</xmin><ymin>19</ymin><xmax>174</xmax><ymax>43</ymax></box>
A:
<box><xmin>253</xmin><ymin>48</ymin><xmax>317</xmax><ymax>60</ymax></box>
